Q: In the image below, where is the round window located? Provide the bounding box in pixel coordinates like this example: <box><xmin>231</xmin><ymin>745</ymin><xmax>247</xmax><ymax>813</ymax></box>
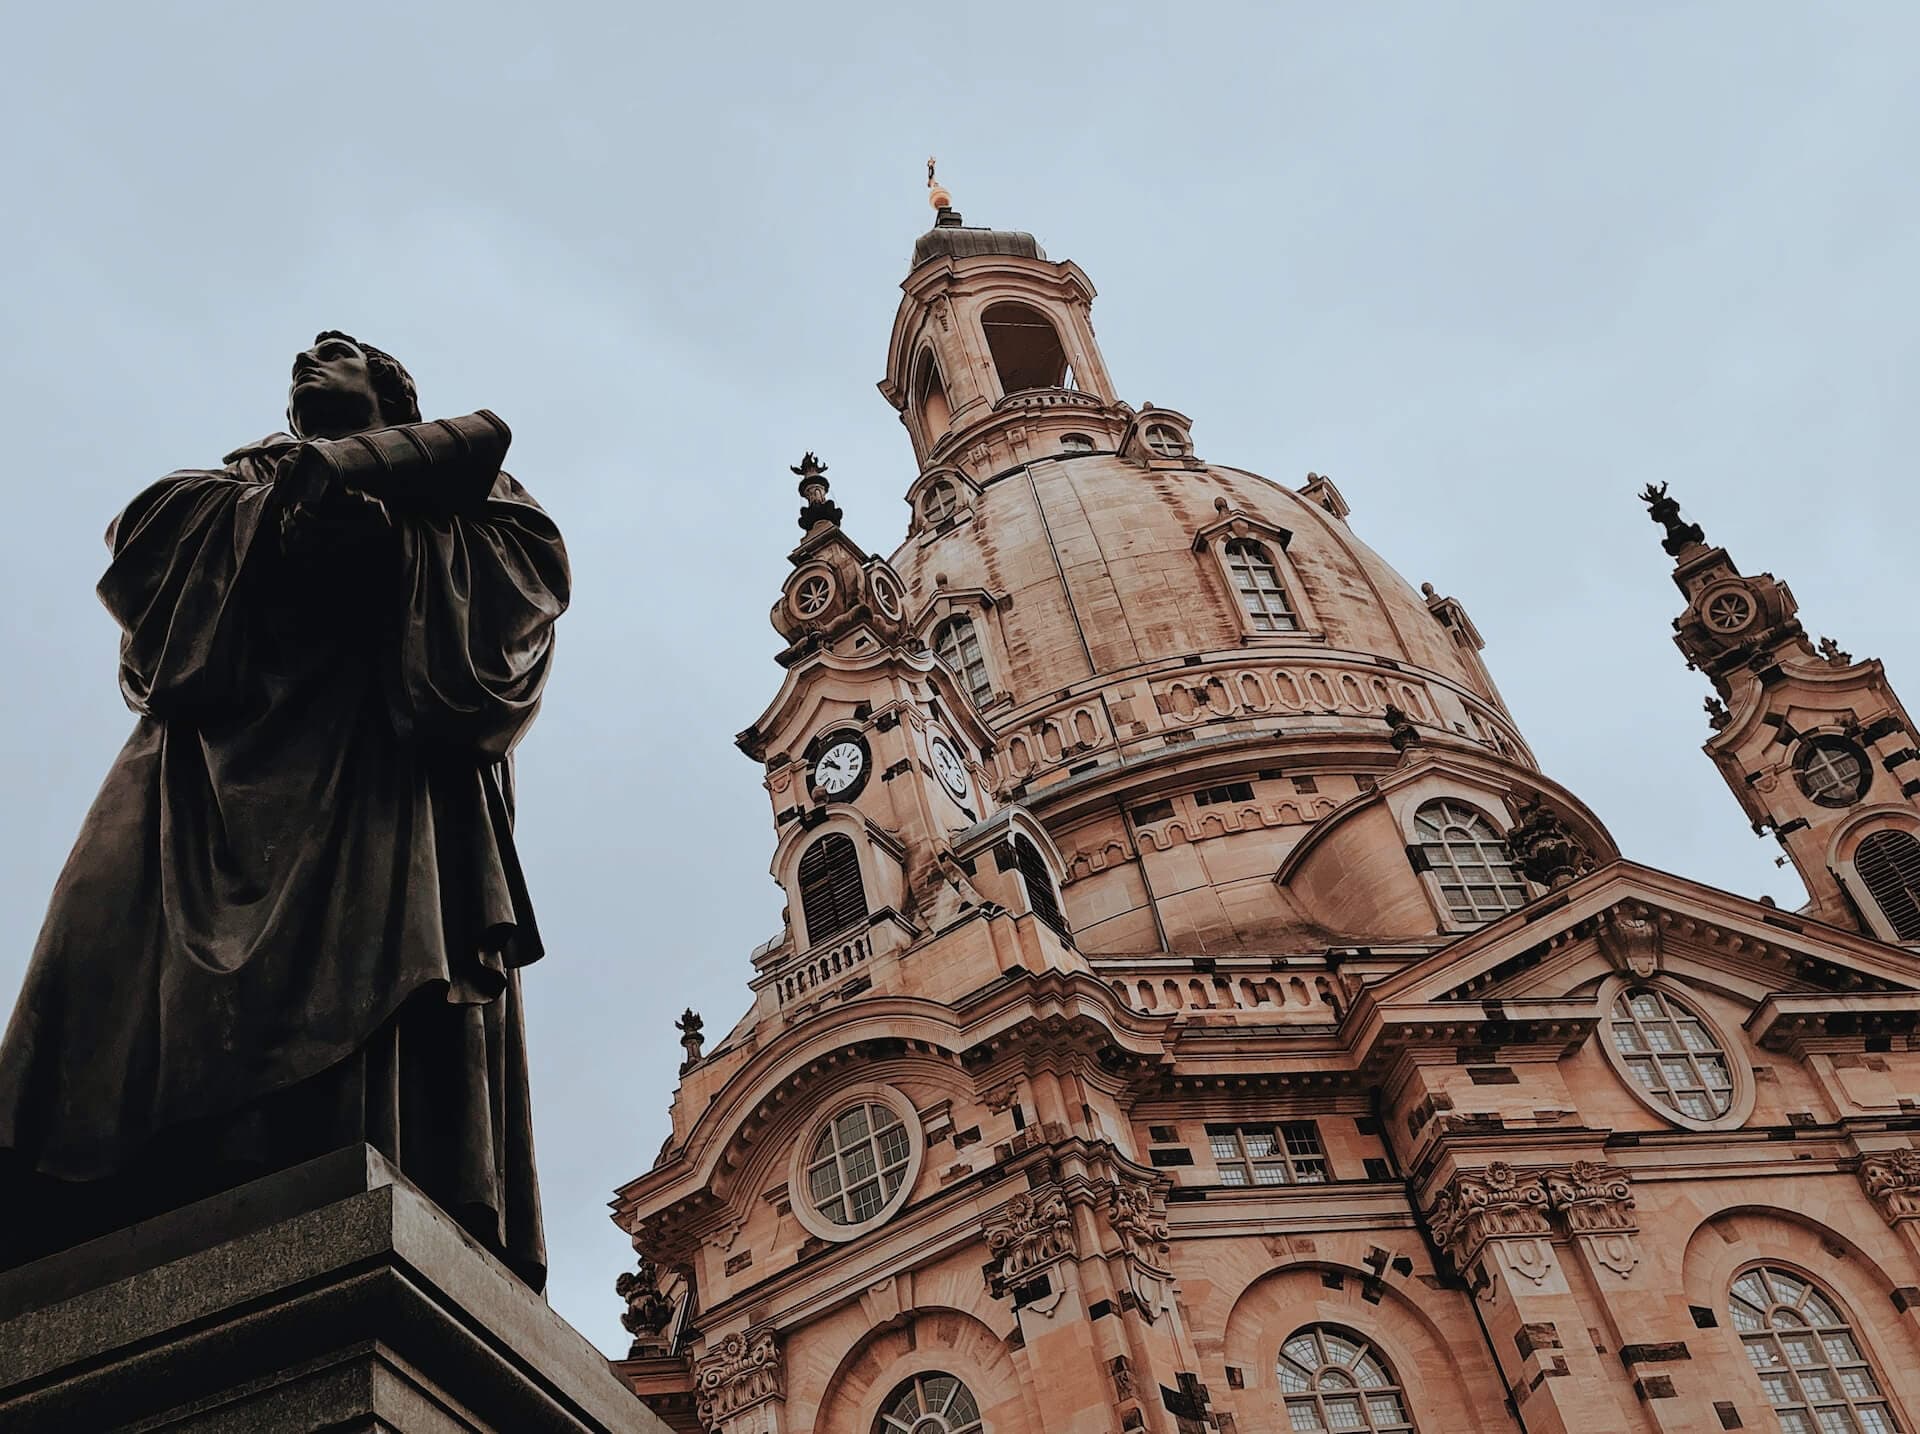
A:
<box><xmin>791</xmin><ymin>1091</ymin><xmax>923</xmax><ymax>1241</ymax></box>
<box><xmin>921</xmin><ymin>480</ymin><xmax>958</xmax><ymax>526</ymax></box>
<box><xmin>792</xmin><ymin>569</ymin><xmax>835</xmax><ymax>618</ymax></box>
<box><xmin>1605</xmin><ymin>985</ymin><xmax>1740</xmax><ymax>1124</ymax></box>
<box><xmin>1702</xmin><ymin>586</ymin><xmax>1756</xmax><ymax>632</ymax></box>
<box><xmin>1795</xmin><ymin>736</ymin><xmax>1870</xmax><ymax>808</ymax></box>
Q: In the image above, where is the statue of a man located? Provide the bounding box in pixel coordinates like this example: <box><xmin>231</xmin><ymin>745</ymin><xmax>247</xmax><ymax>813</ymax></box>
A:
<box><xmin>0</xmin><ymin>333</ymin><xmax>568</xmax><ymax>1288</ymax></box>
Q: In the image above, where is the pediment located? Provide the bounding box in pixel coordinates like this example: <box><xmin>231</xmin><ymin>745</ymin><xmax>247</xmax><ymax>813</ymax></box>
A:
<box><xmin>1371</xmin><ymin>861</ymin><xmax>1917</xmax><ymax>1012</ymax></box>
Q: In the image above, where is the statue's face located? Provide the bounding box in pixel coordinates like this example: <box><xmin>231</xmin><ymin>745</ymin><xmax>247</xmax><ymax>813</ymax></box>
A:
<box><xmin>288</xmin><ymin>334</ymin><xmax>384</xmax><ymax>438</ymax></box>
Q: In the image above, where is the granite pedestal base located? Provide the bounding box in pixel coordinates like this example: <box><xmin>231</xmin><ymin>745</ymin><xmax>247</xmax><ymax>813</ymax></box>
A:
<box><xmin>0</xmin><ymin>1146</ymin><xmax>668</xmax><ymax>1433</ymax></box>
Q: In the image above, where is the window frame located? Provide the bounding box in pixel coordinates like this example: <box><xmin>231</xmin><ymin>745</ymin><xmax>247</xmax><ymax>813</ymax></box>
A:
<box><xmin>1855</xmin><ymin>829</ymin><xmax>1920</xmax><ymax>942</ymax></box>
<box><xmin>796</xmin><ymin>828</ymin><xmax>870</xmax><ymax>948</ymax></box>
<box><xmin>1205</xmin><ymin>1121</ymin><xmax>1330</xmax><ymax>1187</ymax></box>
<box><xmin>871</xmin><ymin>1371</ymin><xmax>987</xmax><ymax>1434</ymax></box>
<box><xmin>1594</xmin><ymin>975</ymin><xmax>1755</xmax><ymax>1132</ymax></box>
<box><xmin>1193</xmin><ymin>517</ymin><xmax>1322</xmax><ymax>642</ymax></box>
<box><xmin>1728</xmin><ymin>1263</ymin><xmax>1909</xmax><ymax>1434</ymax></box>
<box><xmin>1409</xmin><ymin>798</ymin><xmax>1531</xmax><ymax>930</ymax></box>
<box><xmin>931</xmin><ymin>612</ymin><xmax>997</xmax><ymax>711</ymax></box>
<box><xmin>1795</xmin><ymin>734</ymin><xmax>1872</xmax><ymax>809</ymax></box>
<box><xmin>1274</xmin><ymin>1325</ymin><xmax>1419</xmax><ymax>1433</ymax></box>
<box><xmin>788</xmin><ymin>1085</ymin><xmax>925</xmax><ymax>1244</ymax></box>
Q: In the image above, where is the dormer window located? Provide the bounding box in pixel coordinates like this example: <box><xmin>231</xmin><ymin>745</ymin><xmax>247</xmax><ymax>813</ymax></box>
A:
<box><xmin>797</xmin><ymin>832</ymin><xmax>868</xmax><ymax>946</ymax></box>
<box><xmin>1060</xmin><ymin>432</ymin><xmax>1094</xmax><ymax>454</ymax></box>
<box><xmin>1412</xmin><ymin>799</ymin><xmax>1528</xmax><ymax>925</ymax></box>
<box><xmin>1144</xmin><ymin>424</ymin><xmax>1187</xmax><ymax>457</ymax></box>
<box><xmin>933</xmin><ymin>615</ymin><xmax>993</xmax><ymax>709</ymax></box>
<box><xmin>982</xmin><ymin>301</ymin><xmax>1069</xmax><ymax>394</ymax></box>
<box><xmin>1013</xmin><ymin>834</ymin><xmax>1068</xmax><ymax>939</ymax></box>
<box><xmin>920</xmin><ymin>479</ymin><xmax>959</xmax><ymax>527</ymax></box>
<box><xmin>1223</xmin><ymin>540</ymin><xmax>1297</xmax><ymax>633</ymax></box>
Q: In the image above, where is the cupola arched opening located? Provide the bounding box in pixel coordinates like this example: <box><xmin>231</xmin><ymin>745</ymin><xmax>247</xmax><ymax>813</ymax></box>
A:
<box><xmin>798</xmin><ymin>832</ymin><xmax>869</xmax><ymax>947</ymax></box>
<box><xmin>981</xmin><ymin>301</ymin><xmax>1071</xmax><ymax>395</ymax></box>
<box><xmin>1856</xmin><ymin>829</ymin><xmax>1920</xmax><ymax>939</ymax></box>
<box><xmin>915</xmin><ymin>349</ymin><xmax>952</xmax><ymax>438</ymax></box>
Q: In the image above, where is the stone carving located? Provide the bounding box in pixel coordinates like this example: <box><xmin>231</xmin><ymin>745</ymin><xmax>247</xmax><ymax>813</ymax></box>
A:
<box><xmin>615</xmin><ymin>1255</ymin><xmax>676</xmax><ymax>1356</ymax></box>
<box><xmin>1383</xmin><ymin>703</ymin><xmax>1420</xmax><ymax>753</ymax></box>
<box><xmin>1818</xmin><ymin>636</ymin><xmax>1853</xmax><ymax>667</ymax></box>
<box><xmin>677</xmin><ymin>1008</ymin><xmax>706</xmax><ymax>1074</ymax></box>
<box><xmin>986</xmin><ymin>1185</ymin><xmax>1076</xmax><ymax>1279</ymax></box>
<box><xmin>1597</xmin><ymin>901</ymin><xmax>1662</xmax><ymax>980</ymax></box>
<box><xmin>1108</xmin><ymin>1179</ymin><xmax>1171</xmax><ymax>1259</ymax></box>
<box><xmin>1860</xmin><ymin>1150</ymin><xmax>1920</xmax><ymax>1223</ymax></box>
<box><xmin>1546</xmin><ymin>1160</ymin><xmax>1639</xmax><ymax>1277</ymax></box>
<box><xmin>791</xmin><ymin>451</ymin><xmax>840</xmax><ymax>531</ymax></box>
<box><xmin>694</xmin><ymin>1330</ymin><xmax>783</xmax><ymax>1426</ymax></box>
<box><xmin>1505</xmin><ymin>795</ymin><xmax>1595</xmax><ymax>890</ymax></box>
<box><xmin>1425</xmin><ymin>1162</ymin><xmax>1552</xmax><ymax>1271</ymax></box>
<box><xmin>1704</xmin><ymin>695</ymin><xmax>1731</xmax><ymax>731</ymax></box>
<box><xmin>1640</xmin><ymin>482</ymin><xmax>1705</xmax><ymax>555</ymax></box>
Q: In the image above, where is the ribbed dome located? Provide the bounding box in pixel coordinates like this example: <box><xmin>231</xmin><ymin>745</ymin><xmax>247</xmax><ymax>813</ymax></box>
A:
<box><xmin>892</xmin><ymin>455</ymin><xmax>1507</xmax><ymax>725</ymax></box>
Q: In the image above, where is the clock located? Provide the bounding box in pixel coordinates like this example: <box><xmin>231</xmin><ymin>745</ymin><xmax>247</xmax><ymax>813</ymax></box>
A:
<box><xmin>929</xmin><ymin>734</ymin><xmax>970</xmax><ymax>801</ymax></box>
<box><xmin>811</xmin><ymin>732</ymin><xmax>870</xmax><ymax>800</ymax></box>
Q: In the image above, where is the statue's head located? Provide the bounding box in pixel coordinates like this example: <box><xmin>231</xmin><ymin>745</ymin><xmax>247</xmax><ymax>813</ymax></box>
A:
<box><xmin>287</xmin><ymin>330</ymin><xmax>421</xmax><ymax>439</ymax></box>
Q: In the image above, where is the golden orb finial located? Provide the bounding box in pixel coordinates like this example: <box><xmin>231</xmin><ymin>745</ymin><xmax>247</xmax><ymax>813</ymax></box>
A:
<box><xmin>927</xmin><ymin>155</ymin><xmax>952</xmax><ymax>211</ymax></box>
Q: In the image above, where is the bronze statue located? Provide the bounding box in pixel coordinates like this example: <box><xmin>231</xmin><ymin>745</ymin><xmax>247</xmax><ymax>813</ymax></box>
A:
<box><xmin>0</xmin><ymin>333</ymin><xmax>568</xmax><ymax>1288</ymax></box>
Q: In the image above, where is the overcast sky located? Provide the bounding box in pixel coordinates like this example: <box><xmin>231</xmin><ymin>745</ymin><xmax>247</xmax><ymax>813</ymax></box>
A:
<box><xmin>2</xmin><ymin>3</ymin><xmax>1915</xmax><ymax>1352</ymax></box>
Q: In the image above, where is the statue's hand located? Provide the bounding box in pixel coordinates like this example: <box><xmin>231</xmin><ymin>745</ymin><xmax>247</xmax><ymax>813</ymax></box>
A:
<box><xmin>275</xmin><ymin>450</ymin><xmax>394</xmax><ymax>562</ymax></box>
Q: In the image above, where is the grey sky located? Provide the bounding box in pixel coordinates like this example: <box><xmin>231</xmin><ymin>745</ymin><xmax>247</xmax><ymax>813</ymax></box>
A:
<box><xmin>2</xmin><ymin>2</ymin><xmax>1915</xmax><ymax>1352</ymax></box>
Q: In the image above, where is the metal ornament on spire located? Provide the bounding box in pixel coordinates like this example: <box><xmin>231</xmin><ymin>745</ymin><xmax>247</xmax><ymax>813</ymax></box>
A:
<box><xmin>792</xmin><ymin>451</ymin><xmax>842</xmax><ymax>531</ymax></box>
<box><xmin>927</xmin><ymin>155</ymin><xmax>952</xmax><ymax>212</ymax></box>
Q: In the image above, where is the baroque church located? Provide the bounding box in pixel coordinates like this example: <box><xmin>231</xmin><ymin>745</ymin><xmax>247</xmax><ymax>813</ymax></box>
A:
<box><xmin>607</xmin><ymin>186</ymin><xmax>1920</xmax><ymax>1434</ymax></box>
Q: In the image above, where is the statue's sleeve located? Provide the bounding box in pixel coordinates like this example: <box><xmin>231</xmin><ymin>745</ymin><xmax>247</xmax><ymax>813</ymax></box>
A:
<box><xmin>388</xmin><ymin>475</ymin><xmax>570</xmax><ymax>761</ymax></box>
<box><xmin>96</xmin><ymin>472</ymin><xmax>271</xmax><ymax>720</ymax></box>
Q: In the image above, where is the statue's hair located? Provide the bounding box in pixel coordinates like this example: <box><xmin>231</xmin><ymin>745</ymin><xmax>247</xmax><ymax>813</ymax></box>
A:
<box><xmin>312</xmin><ymin>329</ymin><xmax>422</xmax><ymax>426</ymax></box>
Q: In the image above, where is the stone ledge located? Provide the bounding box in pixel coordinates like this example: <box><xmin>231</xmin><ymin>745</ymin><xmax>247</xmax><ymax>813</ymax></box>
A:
<box><xmin>0</xmin><ymin>1146</ymin><xmax>666</xmax><ymax>1433</ymax></box>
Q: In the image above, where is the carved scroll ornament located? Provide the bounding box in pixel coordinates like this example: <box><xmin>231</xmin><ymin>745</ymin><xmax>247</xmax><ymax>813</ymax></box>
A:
<box><xmin>694</xmin><ymin>1330</ymin><xmax>783</xmax><ymax>1427</ymax></box>
<box><xmin>1425</xmin><ymin>1161</ymin><xmax>1552</xmax><ymax>1270</ymax></box>
<box><xmin>1108</xmin><ymin>1178</ymin><xmax>1171</xmax><ymax>1260</ymax></box>
<box><xmin>1861</xmin><ymin>1150</ymin><xmax>1920</xmax><ymax>1223</ymax></box>
<box><xmin>1544</xmin><ymin>1160</ymin><xmax>1636</xmax><ymax>1235</ymax></box>
<box><xmin>986</xmin><ymin>1185</ymin><xmax>1076</xmax><ymax>1279</ymax></box>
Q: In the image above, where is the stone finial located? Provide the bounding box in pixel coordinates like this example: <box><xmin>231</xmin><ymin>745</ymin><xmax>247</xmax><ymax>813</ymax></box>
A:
<box><xmin>676</xmin><ymin>1008</ymin><xmax>705</xmax><ymax>1074</ymax></box>
<box><xmin>791</xmin><ymin>452</ymin><xmax>842</xmax><ymax>531</ymax></box>
<box><xmin>615</xmin><ymin>1255</ymin><xmax>675</xmax><ymax>1355</ymax></box>
<box><xmin>1639</xmin><ymin>482</ymin><xmax>1706</xmax><ymax>557</ymax></box>
<box><xmin>1818</xmin><ymin>635</ymin><xmax>1853</xmax><ymax>667</ymax></box>
<box><xmin>1504</xmin><ymin>794</ymin><xmax>1594</xmax><ymax>890</ymax></box>
<box><xmin>1704</xmin><ymin>695</ymin><xmax>1731</xmax><ymax>730</ymax></box>
<box><xmin>1382</xmin><ymin>704</ymin><xmax>1420</xmax><ymax>753</ymax></box>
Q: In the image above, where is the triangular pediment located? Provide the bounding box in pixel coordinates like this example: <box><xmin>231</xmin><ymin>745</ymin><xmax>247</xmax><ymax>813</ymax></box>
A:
<box><xmin>1372</xmin><ymin>860</ymin><xmax>1918</xmax><ymax>1011</ymax></box>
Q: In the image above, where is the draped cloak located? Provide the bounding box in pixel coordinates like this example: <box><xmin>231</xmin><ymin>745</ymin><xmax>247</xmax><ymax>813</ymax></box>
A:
<box><xmin>0</xmin><ymin>435</ymin><xmax>568</xmax><ymax>1287</ymax></box>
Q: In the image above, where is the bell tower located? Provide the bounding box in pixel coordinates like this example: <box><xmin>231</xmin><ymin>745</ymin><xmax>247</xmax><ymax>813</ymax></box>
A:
<box><xmin>1643</xmin><ymin>482</ymin><xmax>1920</xmax><ymax>940</ymax></box>
<box><xmin>877</xmin><ymin>172</ymin><xmax>1123</xmax><ymax>479</ymax></box>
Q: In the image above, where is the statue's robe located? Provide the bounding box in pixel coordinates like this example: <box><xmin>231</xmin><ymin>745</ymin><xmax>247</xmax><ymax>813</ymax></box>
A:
<box><xmin>0</xmin><ymin>435</ymin><xmax>568</xmax><ymax>1287</ymax></box>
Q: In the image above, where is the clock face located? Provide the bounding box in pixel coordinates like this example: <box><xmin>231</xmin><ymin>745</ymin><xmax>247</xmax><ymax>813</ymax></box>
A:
<box><xmin>929</xmin><ymin>735</ymin><xmax>969</xmax><ymax>800</ymax></box>
<box><xmin>813</xmin><ymin>735</ymin><xmax>868</xmax><ymax>798</ymax></box>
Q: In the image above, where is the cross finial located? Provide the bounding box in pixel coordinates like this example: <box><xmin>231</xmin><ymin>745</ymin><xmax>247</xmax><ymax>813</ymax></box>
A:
<box><xmin>927</xmin><ymin>155</ymin><xmax>953</xmax><ymax>212</ymax></box>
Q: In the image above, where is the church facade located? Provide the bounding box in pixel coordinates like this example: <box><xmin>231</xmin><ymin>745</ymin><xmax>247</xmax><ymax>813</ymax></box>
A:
<box><xmin>609</xmin><ymin>199</ymin><xmax>1920</xmax><ymax>1434</ymax></box>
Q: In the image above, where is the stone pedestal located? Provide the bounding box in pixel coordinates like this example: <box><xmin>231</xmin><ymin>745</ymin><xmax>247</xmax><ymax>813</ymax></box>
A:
<box><xmin>0</xmin><ymin>1146</ymin><xmax>668</xmax><ymax>1433</ymax></box>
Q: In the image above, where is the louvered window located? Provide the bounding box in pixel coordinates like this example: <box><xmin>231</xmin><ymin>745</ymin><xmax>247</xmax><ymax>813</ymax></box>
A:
<box><xmin>1223</xmin><ymin>539</ymin><xmax>1298</xmax><ymax>633</ymax></box>
<box><xmin>933</xmin><ymin>615</ymin><xmax>994</xmax><ymax>709</ymax></box>
<box><xmin>1013</xmin><ymin>835</ymin><xmax>1067</xmax><ymax>939</ymax></box>
<box><xmin>1857</xmin><ymin>830</ymin><xmax>1920</xmax><ymax>940</ymax></box>
<box><xmin>798</xmin><ymin>833</ymin><xmax>867</xmax><ymax>945</ymax></box>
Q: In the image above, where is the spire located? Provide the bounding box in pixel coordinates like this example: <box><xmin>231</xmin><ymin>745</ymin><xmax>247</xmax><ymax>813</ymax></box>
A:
<box><xmin>1638</xmin><ymin>482</ymin><xmax>1706</xmax><ymax>558</ymax></box>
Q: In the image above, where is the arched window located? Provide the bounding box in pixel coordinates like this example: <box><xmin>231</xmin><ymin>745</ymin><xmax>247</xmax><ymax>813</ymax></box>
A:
<box><xmin>1222</xmin><ymin>539</ymin><xmax>1298</xmax><ymax>633</ymax></box>
<box><xmin>1013</xmin><ymin>834</ymin><xmax>1068</xmax><ymax>939</ymax></box>
<box><xmin>1412</xmin><ymin>800</ymin><xmax>1528</xmax><ymax>924</ymax></box>
<box><xmin>915</xmin><ymin>351</ymin><xmax>952</xmax><ymax>437</ymax></box>
<box><xmin>1144</xmin><ymin>423</ymin><xmax>1187</xmax><ymax>457</ymax></box>
<box><xmin>807</xmin><ymin>1100</ymin><xmax>911</xmax><ymax>1228</ymax></box>
<box><xmin>981</xmin><ymin>301</ymin><xmax>1068</xmax><ymax>394</ymax></box>
<box><xmin>874</xmin><ymin>1373</ymin><xmax>984</xmax><ymax>1434</ymax></box>
<box><xmin>1730</xmin><ymin>1266</ymin><xmax>1904</xmax><ymax>1434</ymax></box>
<box><xmin>933</xmin><ymin>615</ymin><xmax>994</xmax><ymax>709</ymax></box>
<box><xmin>1857</xmin><ymin>830</ymin><xmax>1920</xmax><ymax>940</ymax></box>
<box><xmin>1276</xmin><ymin>1327</ymin><xmax>1418</xmax><ymax>1432</ymax></box>
<box><xmin>798</xmin><ymin>833</ymin><xmax>867</xmax><ymax>945</ymax></box>
<box><xmin>1060</xmin><ymin>431</ymin><xmax>1094</xmax><ymax>453</ymax></box>
<box><xmin>1608</xmin><ymin>986</ymin><xmax>1734</xmax><ymax>1120</ymax></box>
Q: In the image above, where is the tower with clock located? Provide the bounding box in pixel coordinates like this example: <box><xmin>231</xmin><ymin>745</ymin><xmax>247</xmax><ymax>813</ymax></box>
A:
<box><xmin>611</xmin><ymin>193</ymin><xmax>1920</xmax><ymax>1434</ymax></box>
